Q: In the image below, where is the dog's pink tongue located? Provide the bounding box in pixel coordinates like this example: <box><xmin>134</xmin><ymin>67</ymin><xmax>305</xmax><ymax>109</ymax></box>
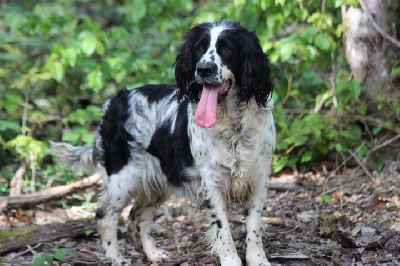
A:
<box><xmin>194</xmin><ymin>86</ymin><xmax>219</xmax><ymax>128</ymax></box>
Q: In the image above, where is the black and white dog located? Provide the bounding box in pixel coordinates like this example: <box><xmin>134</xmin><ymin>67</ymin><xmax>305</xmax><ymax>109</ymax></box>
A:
<box><xmin>52</xmin><ymin>21</ymin><xmax>275</xmax><ymax>265</ymax></box>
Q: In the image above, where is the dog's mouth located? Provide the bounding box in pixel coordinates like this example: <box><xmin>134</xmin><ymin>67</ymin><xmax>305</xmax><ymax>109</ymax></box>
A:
<box><xmin>194</xmin><ymin>79</ymin><xmax>231</xmax><ymax>128</ymax></box>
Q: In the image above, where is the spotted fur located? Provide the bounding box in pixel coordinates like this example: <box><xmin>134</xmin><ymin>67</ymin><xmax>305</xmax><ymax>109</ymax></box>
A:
<box><xmin>51</xmin><ymin>21</ymin><xmax>275</xmax><ymax>266</ymax></box>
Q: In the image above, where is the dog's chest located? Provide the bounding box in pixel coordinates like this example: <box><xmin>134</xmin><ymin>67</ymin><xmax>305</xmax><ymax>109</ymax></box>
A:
<box><xmin>190</xmin><ymin>108</ymin><xmax>275</xmax><ymax>196</ymax></box>
<box><xmin>212</xmin><ymin>123</ymin><xmax>270</xmax><ymax>178</ymax></box>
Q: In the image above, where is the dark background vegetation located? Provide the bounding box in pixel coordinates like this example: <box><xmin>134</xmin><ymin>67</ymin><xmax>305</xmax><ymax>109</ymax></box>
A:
<box><xmin>0</xmin><ymin>1</ymin><xmax>399</xmax><ymax>265</ymax></box>
<box><xmin>0</xmin><ymin>0</ymin><xmax>399</xmax><ymax>193</ymax></box>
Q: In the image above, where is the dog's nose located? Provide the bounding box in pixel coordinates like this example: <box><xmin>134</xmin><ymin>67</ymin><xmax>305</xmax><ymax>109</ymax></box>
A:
<box><xmin>196</xmin><ymin>62</ymin><xmax>217</xmax><ymax>78</ymax></box>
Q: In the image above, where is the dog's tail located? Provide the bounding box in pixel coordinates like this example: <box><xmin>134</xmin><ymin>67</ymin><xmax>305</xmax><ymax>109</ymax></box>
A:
<box><xmin>50</xmin><ymin>141</ymin><xmax>100</xmax><ymax>171</ymax></box>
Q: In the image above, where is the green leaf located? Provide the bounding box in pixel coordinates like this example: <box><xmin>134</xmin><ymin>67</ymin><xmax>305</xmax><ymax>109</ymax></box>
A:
<box><xmin>64</xmin><ymin>47</ymin><xmax>77</xmax><ymax>67</ymax></box>
<box><xmin>130</xmin><ymin>0</ymin><xmax>147</xmax><ymax>23</ymax></box>
<box><xmin>85</xmin><ymin>230</ymin><xmax>94</xmax><ymax>236</ymax></box>
<box><xmin>357</xmin><ymin>145</ymin><xmax>368</xmax><ymax>159</ymax></box>
<box><xmin>82</xmin><ymin>133</ymin><xmax>95</xmax><ymax>145</ymax></box>
<box><xmin>372</xmin><ymin>126</ymin><xmax>382</xmax><ymax>136</ymax></box>
<box><xmin>53</xmin><ymin>248</ymin><xmax>76</xmax><ymax>262</ymax></box>
<box><xmin>319</xmin><ymin>194</ymin><xmax>332</xmax><ymax>204</ymax></box>
<box><xmin>279</xmin><ymin>43</ymin><xmax>295</xmax><ymax>61</ymax></box>
<box><xmin>301</xmin><ymin>151</ymin><xmax>313</xmax><ymax>163</ymax></box>
<box><xmin>390</xmin><ymin>67</ymin><xmax>400</xmax><ymax>76</ymax></box>
<box><xmin>81</xmin><ymin>36</ymin><xmax>97</xmax><ymax>56</ymax></box>
<box><xmin>86</xmin><ymin>69</ymin><xmax>104</xmax><ymax>92</ymax></box>
<box><xmin>96</xmin><ymin>40</ymin><xmax>105</xmax><ymax>56</ymax></box>
<box><xmin>32</xmin><ymin>253</ymin><xmax>53</xmax><ymax>266</ymax></box>
<box><xmin>50</xmin><ymin>61</ymin><xmax>64</xmax><ymax>82</ymax></box>
<box><xmin>62</xmin><ymin>132</ymin><xmax>81</xmax><ymax>143</ymax></box>
<box><xmin>315</xmin><ymin>35</ymin><xmax>330</xmax><ymax>51</ymax></box>
<box><xmin>53</xmin><ymin>250</ymin><xmax>66</xmax><ymax>262</ymax></box>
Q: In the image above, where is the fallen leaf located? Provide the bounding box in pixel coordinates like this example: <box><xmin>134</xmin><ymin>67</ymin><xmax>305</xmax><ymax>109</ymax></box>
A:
<box><xmin>343</xmin><ymin>194</ymin><xmax>362</xmax><ymax>203</ymax></box>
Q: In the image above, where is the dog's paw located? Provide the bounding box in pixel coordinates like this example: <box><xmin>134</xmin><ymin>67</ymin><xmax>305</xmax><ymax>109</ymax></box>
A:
<box><xmin>246</xmin><ymin>252</ymin><xmax>271</xmax><ymax>266</ymax></box>
<box><xmin>147</xmin><ymin>248</ymin><xmax>169</xmax><ymax>263</ymax></box>
<box><xmin>220</xmin><ymin>254</ymin><xmax>242</xmax><ymax>266</ymax></box>
<box><xmin>111</xmin><ymin>254</ymin><xmax>131</xmax><ymax>265</ymax></box>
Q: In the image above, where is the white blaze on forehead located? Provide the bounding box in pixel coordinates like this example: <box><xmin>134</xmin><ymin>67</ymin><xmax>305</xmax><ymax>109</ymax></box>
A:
<box><xmin>201</xmin><ymin>24</ymin><xmax>230</xmax><ymax>62</ymax></box>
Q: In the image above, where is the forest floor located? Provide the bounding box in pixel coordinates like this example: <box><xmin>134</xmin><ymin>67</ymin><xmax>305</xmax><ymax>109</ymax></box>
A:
<box><xmin>0</xmin><ymin>161</ymin><xmax>399</xmax><ymax>265</ymax></box>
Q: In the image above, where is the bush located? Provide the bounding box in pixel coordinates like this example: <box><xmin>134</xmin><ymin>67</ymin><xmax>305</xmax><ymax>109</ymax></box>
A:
<box><xmin>0</xmin><ymin>0</ymin><xmax>398</xmax><ymax>194</ymax></box>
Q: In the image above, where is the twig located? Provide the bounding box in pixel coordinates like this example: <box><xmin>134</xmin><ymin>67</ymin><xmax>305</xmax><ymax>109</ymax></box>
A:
<box><xmin>229</xmin><ymin>215</ymin><xmax>283</xmax><ymax>226</ymax></box>
<box><xmin>364</xmin><ymin>134</ymin><xmax>400</xmax><ymax>160</ymax></box>
<box><xmin>331</xmin><ymin>51</ymin><xmax>338</xmax><ymax>108</ymax></box>
<box><xmin>358</xmin><ymin>0</ymin><xmax>400</xmax><ymax>48</ymax></box>
<box><xmin>26</xmin><ymin>244</ymin><xmax>38</xmax><ymax>255</ymax></box>
<box><xmin>323</xmin><ymin>143</ymin><xmax>365</xmax><ymax>193</ymax></box>
<box><xmin>7</xmin><ymin>243</ymin><xmax>42</xmax><ymax>260</ymax></box>
<box><xmin>21</xmin><ymin>91</ymin><xmax>29</xmax><ymax>135</ymax></box>
<box><xmin>349</xmin><ymin>148</ymin><xmax>374</xmax><ymax>179</ymax></box>
<box><xmin>320</xmin><ymin>185</ymin><xmax>349</xmax><ymax>196</ymax></box>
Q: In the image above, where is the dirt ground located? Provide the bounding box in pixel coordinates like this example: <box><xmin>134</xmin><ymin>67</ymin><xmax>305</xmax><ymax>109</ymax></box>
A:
<box><xmin>1</xmin><ymin>161</ymin><xmax>399</xmax><ymax>265</ymax></box>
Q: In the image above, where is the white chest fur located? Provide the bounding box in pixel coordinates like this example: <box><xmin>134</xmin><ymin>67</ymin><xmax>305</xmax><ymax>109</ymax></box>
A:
<box><xmin>189</xmin><ymin>99</ymin><xmax>276</xmax><ymax>198</ymax></box>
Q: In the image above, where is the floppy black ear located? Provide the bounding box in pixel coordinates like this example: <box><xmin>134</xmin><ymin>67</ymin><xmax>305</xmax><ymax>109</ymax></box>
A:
<box><xmin>237</xmin><ymin>31</ymin><xmax>273</xmax><ymax>107</ymax></box>
<box><xmin>174</xmin><ymin>29</ymin><xmax>202</xmax><ymax>104</ymax></box>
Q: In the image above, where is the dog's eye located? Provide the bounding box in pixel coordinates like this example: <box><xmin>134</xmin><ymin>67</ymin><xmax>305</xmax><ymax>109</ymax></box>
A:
<box><xmin>196</xmin><ymin>46</ymin><xmax>204</xmax><ymax>54</ymax></box>
<box><xmin>222</xmin><ymin>47</ymin><xmax>232</xmax><ymax>54</ymax></box>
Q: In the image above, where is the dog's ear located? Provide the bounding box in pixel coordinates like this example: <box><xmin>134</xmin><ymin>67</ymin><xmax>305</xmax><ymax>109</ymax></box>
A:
<box><xmin>238</xmin><ymin>31</ymin><xmax>273</xmax><ymax>107</ymax></box>
<box><xmin>174</xmin><ymin>30</ymin><xmax>202</xmax><ymax>104</ymax></box>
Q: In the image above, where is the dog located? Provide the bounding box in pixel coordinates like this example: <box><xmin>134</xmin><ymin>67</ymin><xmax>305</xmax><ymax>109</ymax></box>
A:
<box><xmin>51</xmin><ymin>21</ymin><xmax>275</xmax><ymax>265</ymax></box>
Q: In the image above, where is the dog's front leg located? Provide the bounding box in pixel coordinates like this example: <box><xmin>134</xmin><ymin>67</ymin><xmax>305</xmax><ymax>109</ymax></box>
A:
<box><xmin>245</xmin><ymin>170</ymin><xmax>271</xmax><ymax>266</ymax></box>
<box><xmin>201</xmin><ymin>179</ymin><xmax>242</xmax><ymax>266</ymax></box>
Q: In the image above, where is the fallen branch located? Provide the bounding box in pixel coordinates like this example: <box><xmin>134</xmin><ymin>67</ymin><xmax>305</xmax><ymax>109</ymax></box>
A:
<box><xmin>230</xmin><ymin>215</ymin><xmax>284</xmax><ymax>226</ymax></box>
<box><xmin>0</xmin><ymin>174</ymin><xmax>101</xmax><ymax>211</ymax></box>
<box><xmin>0</xmin><ymin>218</ymin><xmax>97</xmax><ymax>254</ymax></box>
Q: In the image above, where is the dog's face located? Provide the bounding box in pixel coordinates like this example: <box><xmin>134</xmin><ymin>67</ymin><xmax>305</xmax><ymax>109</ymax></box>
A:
<box><xmin>175</xmin><ymin>21</ymin><xmax>273</xmax><ymax>128</ymax></box>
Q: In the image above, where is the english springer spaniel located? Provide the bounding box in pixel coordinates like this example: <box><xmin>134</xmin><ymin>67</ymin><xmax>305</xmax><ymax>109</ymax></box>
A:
<box><xmin>52</xmin><ymin>21</ymin><xmax>275</xmax><ymax>266</ymax></box>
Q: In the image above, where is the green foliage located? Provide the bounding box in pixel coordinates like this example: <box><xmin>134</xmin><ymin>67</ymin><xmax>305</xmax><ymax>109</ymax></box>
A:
<box><xmin>319</xmin><ymin>194</ymin><xmax>333</xmax><ymax>204</ymax></box>
<box><xmin>6</xmin><ymin>135</ymin><xmax>48</xmax><ymax>164</ymax></box>
<box><xmin>85</xmin><ymin>229</ymin><xmax>94</xmax><ymax>237</ymax></box>
<box><xmin>32</xmin><ymin>248</ymin><xmax>76</xmax><ymax>266</ymax></box>
<box><xmin>0</xmin><ymin>0</ymin><xmax>398</xmax><ymax>189</ymax></box>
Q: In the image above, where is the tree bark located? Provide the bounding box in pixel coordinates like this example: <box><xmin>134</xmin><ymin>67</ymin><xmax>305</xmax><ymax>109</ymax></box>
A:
<box><xmin>342</xmin><ymin>0</ymin><xmax>399</xmax><ymax>96</ymax></box>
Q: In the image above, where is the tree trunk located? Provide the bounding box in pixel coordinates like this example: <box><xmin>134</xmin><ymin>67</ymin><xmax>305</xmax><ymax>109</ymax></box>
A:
<box><xmin>342</xmin><ymin>0</ymin><xmax>399</xmax><ymax>96</ymax></box>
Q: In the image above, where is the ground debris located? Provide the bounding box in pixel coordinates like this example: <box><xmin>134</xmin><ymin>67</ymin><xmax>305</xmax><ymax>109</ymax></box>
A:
<box><xmin>1</xmin><ymin>161</ymin><xmax>399</xmax><ymax>265</ymax></box>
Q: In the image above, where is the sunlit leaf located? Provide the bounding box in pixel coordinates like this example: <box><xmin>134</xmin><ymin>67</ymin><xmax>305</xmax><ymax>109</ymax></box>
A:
<box><xmin>315</xmin><ymin>35</ymin><xmax>330</xmax><ymax>51</ymax></box>
<box><xmin>130</xmin><ymin>0</ymin><xmax>146</xmax><ymax>23</ymax></box>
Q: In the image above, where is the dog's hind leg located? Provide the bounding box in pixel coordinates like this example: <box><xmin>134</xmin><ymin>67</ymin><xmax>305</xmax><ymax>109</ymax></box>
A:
<box><xmin>96</xmin><ymin>169</ymin><xmax>139</xmax><ymax>265</ymax></box>
<box><xmin>129</xmin><ymin>202</ymin><xmax>169</xmax><ymax>263</ymax></box>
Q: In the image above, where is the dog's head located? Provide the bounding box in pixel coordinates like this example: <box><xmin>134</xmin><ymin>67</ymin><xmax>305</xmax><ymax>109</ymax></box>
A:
<box><xmin>175</xmin><ymin>21</ymin><xmax>273</xmax><ymax>128</ymax></box>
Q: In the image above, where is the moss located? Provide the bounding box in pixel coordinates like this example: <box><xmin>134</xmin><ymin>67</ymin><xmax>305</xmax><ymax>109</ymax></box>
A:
<box><xmin>0</xmin><ymin>226</ymin><xmax>36</xmax><ymax>244</ymax></box>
